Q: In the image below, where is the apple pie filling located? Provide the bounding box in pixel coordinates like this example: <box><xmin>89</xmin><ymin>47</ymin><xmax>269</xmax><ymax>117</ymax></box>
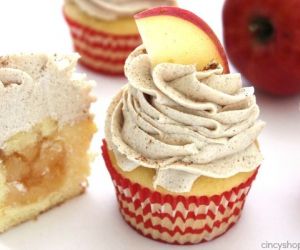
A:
<box><xmin>0</xmin><ymin>118</ymin><xmax>95</xmax><ymax>207</ymax></box>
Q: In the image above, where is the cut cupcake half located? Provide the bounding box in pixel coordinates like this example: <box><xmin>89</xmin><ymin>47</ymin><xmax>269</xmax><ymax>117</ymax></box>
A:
<box><xmin>0</xmin><ymin>53</ymin><xmax>96</xmax><ymax>232</ymax></box>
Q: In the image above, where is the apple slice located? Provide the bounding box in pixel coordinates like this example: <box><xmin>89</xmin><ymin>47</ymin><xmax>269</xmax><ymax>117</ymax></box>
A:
<box><xmin>135</xmin><ymin>7</ymin><xmax>229</xmax><ymax>73</ymax></box>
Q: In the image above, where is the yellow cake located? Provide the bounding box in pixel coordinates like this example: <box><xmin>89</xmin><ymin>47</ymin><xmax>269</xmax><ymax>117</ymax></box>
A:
<box><xmin>64</xmin><ymin>1</ymin><xmax>139</xmax><ymax>35</ymax></box>
<box><xmin>0</xmin><ymin>53</ymin><xmax>96</xmax><ymax>232</ymax></box>
<box><xmin>107</xmin><ymin>148</ymin><xmax>256</xmax><ymax>197</ymax></box>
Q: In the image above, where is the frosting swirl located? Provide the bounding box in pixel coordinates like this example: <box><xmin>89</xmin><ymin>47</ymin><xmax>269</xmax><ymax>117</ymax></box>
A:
<box><xmin>71</xmin><ymin>0</ymin><xmax>176</xmax><ymax>20</ymax></box>
<box><xmin>105</xmin><ymin>46</ymin><xmax>265</xmax><ymax>193</ymax></box>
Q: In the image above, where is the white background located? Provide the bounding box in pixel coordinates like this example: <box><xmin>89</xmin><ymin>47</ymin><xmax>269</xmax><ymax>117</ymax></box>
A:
<box><xmin>0</xmin><ymin>0</ymin><xmax>300</xmax><ymax>249</ymax></box>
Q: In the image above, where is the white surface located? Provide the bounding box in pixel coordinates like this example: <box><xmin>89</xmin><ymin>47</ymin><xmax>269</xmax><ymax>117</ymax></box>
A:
<box><xmin>0</xmin><ymin>1</ymin><xmax>300</xmax><ymax>250</ymax></box>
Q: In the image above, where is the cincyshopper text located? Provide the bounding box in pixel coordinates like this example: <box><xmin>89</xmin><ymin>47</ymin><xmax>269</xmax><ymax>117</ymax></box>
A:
<box><xmin>261</xmin><ymin>241</ymin><xmax>300</xmax><ymax>250</ymax></box>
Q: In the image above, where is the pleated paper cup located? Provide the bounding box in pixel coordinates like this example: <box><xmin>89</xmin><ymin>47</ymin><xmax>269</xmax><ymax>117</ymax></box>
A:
<box><xmin>102</xmin><ymin>140</ymin><xmax>258</xmax><ymax>245</ymax></box>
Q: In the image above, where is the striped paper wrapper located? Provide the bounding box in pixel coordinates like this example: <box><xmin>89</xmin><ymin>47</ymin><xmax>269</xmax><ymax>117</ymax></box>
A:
<box><xmin>102</xmin><ymin>140</ymin><xmax>259</xmax><ymax>244</ymax></box>
<box><xmin>64</xmin><ymin>12</ymin><xmax>141</xmax><ymax>76</ymax></box>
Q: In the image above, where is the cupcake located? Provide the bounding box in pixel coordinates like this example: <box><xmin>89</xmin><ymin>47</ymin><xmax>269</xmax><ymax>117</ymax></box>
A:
<box><xmin>103</xmin><ymin>7</ymin><xmax>265</xmax><ymax>245</ymax></box>
<box><xmin>63</xmin><ymin>0</ymin><xmax>176</xmax><ymax>76</ymax></box>
<box><xmin>0</xmin><ymin>53</ymin><xmax>96</xmax><ymax>232</ymax></box>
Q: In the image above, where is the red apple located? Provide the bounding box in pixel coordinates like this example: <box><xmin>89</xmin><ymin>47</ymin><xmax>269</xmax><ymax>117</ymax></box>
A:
<box><xmin>135</xmin><ymin>7</ymin><xmax>229</xmax><ymax>73</ymax></box>
<box><xmin>223</xmin><ymin>0</ymin><xmax>300</xmax><ymax>96</ymax></box>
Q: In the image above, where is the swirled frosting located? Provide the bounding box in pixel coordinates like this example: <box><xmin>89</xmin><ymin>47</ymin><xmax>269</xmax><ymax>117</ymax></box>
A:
<box><xmin>0</xmin><ymin>53</ymin><xmax>95</xmax><ymax>149</ymax></box>
<box><xmin>69</xmin><ymin>0</ymin><xmax>176</xmax><ymax>20</ymax></box>
<box><xmin>105</xmin><ymin>46</ymin><xmax>265</xmax><ymax>193</ymax></box>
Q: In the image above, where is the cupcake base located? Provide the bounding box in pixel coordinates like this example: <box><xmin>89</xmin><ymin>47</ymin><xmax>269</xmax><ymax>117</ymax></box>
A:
<box><xmin>63</xmin><ymin>10</ymin><xmax>141</xmax><ymax>76</ymax></box>
<box><xmin>102</xmin><ymin>140</ymin><xmax>259</xmax><ymax>245</ymax></box>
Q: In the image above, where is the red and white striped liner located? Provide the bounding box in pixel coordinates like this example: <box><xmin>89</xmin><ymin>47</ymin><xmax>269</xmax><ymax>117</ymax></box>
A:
<box><xmin>64</xmin><ymin>12</ymin><xmax>141</xmax><ymax>76</ymax></box>
<box><xmin>102</xmin><ymin>140</ymin><xmax>259</xmax><ymax>245</ymax></box>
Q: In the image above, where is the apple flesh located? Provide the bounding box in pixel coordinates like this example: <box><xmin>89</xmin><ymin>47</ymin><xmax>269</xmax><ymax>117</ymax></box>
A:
<box><xmin>135</xmin><ymin>7</ymin><xmax>229</xmax><ymax>73</ymax></box>
<box><xmin>223</xmin><ymin>0</ymin><xmax>300</xmax><ymax>96</ymax></box>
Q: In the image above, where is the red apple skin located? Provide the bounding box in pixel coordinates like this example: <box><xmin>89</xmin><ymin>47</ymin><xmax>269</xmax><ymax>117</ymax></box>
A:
<box><xmin>135</xmin><ymin>7</ymin><xmax>230</xmax><ymax>73</ymax></box>
<box><xmin>223</xmin><ymin>0</ymin><xmax>300</xmax><ymax>96</ymax></box>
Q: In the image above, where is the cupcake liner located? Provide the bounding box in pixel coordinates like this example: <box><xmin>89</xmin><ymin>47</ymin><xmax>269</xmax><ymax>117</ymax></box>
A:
<box><xmin>102</xmin><ymin>140</ymin><xmax>258</xmax><ymax>245</ymax></box>
<box><xmin>64</xmin><ymin>12</ymin><xmax>141</xmax><ymax>76</ymax></box>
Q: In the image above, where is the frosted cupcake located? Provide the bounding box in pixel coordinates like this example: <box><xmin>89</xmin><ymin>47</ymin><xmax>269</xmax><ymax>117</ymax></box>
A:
<box><xmin>103</xmin><ymin>7</ymin><xmax>265</xmax><ymax>244</ymax></box>
<box><xmin>63</xmin><ymin>0</ymin><xmax>176</xmax><ymax>76</ymax></box>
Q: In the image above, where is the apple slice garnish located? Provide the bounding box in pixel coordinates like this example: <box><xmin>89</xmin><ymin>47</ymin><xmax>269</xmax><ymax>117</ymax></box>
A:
<box><xmin>135</xmin><ymin>6</ymin><xmax>229</xmax><ymax>73</ymax></box>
